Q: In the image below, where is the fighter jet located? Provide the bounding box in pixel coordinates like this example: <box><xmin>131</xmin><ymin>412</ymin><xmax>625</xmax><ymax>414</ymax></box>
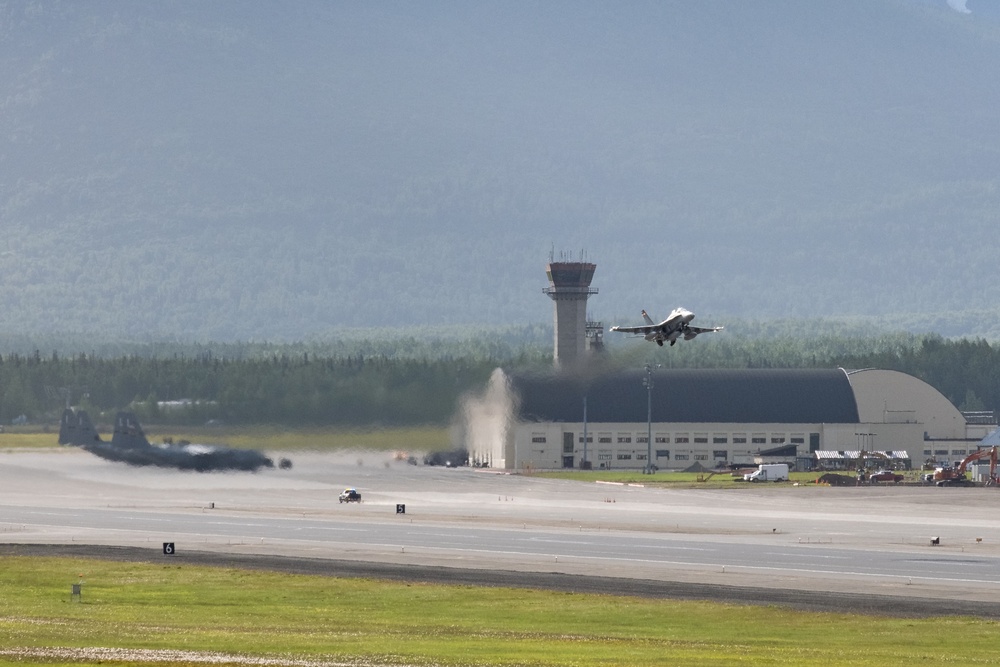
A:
<box><xmin>59</xmin><ymin>409</ymin><xmax>277</xmax><ymax>472</ymax></box>
<box><xmin>610</xmin><ymin>308</ymin><xmax>723</xmax><ymax>347</ymax></box>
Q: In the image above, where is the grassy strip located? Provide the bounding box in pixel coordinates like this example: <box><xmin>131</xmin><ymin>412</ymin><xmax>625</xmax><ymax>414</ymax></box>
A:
<box><xmin>146</xmin><ymin>425</ymin><xmax>451</xmax><ymax>453</ymax></box>
<box><xmin>0</xmin><ymin>426</ymin><xmax>451</xmax><ymax>453</ymax></box>
<box><xmin>2</xmin><ymin>556</ymin><xmax>998</xmax><ymax>666</ymax></box>
<box><xmin>0</xmin><ymin>432</ymin><xmax>60</xmax><ymax>449</ymax></box>
<box><xmin>530</xmin><ymin>470</ymin><xmax>845</xmax><ymax>488</ymax></box>
<box><xmin>529</xmin><ymin>470</ymin><xmax>932</xmax><ymax>489</ymax></box>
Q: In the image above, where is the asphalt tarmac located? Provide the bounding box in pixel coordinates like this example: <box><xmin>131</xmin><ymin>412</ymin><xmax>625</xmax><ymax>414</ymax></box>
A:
<box><xmin>4</xmin><ymin>447</ymin><xmax>1000</xmax><ymax>617</ymax></box>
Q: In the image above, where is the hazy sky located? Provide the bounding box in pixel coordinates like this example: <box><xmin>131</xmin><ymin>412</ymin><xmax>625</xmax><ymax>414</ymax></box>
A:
<box><xmin>2</xmin><ymin>1</ymin><xmax>1000</xmax><ymax>340</ymax></box>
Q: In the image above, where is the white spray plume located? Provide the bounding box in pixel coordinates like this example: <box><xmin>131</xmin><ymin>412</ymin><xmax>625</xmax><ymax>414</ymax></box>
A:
<box><xmin>460</xmin><ymin>368</ymin><xmax>514</xmax><ymax>468</ymax></box>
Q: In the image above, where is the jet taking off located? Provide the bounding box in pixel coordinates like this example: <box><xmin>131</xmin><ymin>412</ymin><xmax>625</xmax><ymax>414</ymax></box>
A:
<box><xmin>610</xmin><ymin>308</ymin><xmax>723</xmax><ymax>347</ymax></box>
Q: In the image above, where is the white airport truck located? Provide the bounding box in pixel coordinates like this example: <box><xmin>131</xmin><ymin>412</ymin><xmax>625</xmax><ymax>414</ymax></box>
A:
<box><xmin>744</xmin><ymin>463</ymin><xmax>789</xmax><ymax>482</ymax></box>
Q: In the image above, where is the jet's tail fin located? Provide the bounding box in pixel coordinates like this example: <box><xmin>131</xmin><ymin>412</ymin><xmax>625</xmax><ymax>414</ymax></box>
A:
<box><xmin>59</xmin><ymin>408</ymin><xmax>103</xmax><ymax>446</ymax></box>
<box><xmin>58</xmin><ymin>409</ymin><xmax>75</xmax><ymax>445</ymax></box>
<box><xmin>111</xmin><ymin>411</ymin><xmax>152</xmax><ymax>450</ymax></box>
<box><xmin>641</xmin><ymin>310</ymin><xmax>655</xmax><ymax>325</ymax></box>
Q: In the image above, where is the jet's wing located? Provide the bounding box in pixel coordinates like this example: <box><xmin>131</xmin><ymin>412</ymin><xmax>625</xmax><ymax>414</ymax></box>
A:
<box><xmin>687</xmin><ymin>325</ymin><xmax>723</xmax><ymax>334</ymax></box>
<box><xmin>610</xmin><ymin>324</ymin><xmax>656</xmax><ymax>335</ymax></box>
<box><xmin>612</xmin><ymin>310</ymin><xmax>670</xmax><ymax>335</ymax></box>
<box><xmin>682</xmin><ymin>325</ymin><xmax>724</xmax><ymax>340</ymax></box>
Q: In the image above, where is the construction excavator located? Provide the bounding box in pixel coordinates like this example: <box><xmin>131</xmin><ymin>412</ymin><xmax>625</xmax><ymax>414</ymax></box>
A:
<box><xmin>930</xmin><ymin>446</ymin><xmax>998</xmax><ymax>486</ymax></box>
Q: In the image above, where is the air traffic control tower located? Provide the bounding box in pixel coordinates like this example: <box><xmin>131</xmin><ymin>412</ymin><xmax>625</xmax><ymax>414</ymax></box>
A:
<box><xmin>543</xmin><ymin>259</ymin><xmax>598</xmax><ymax>368</ymax></box>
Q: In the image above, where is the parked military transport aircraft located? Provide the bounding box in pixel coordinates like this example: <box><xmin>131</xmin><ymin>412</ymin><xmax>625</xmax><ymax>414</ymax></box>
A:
<box><xmin>610</xmin><ymin>308</ymin><xmax>723</xmax><ymax>346</ymax></box>
<box><xmin>59</xmin><ymin>409</ymin><xmax>280</xmax><ymax>472</ymax></box>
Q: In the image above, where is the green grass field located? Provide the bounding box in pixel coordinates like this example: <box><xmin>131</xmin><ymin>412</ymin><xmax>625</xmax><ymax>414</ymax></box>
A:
<box><xmin>1</xmin><ymin>556</ymin><xmax>998</xmax><ymax>666</ymax></box>
<box><xmin>0</xmin><ymin>431</ymin><xmax>58</xmax><ymax>449</ymax></box>
<box><xmin>0</xmin><ymin>425</ymin><xmax>452</xmax><ymax>453</ymax></box>
<box><xmin>529</xmin><ymin>469</ymin><xmax>872</xmax><ymax>489</ymax></box>
<box><xmin>148</xmin><ymin>424</ymin><xmax>452</xmax><ymax>453</ymax></box>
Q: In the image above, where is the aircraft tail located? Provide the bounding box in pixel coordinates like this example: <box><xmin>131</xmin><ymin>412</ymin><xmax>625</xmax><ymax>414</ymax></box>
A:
<box><xmin>111</xmin><ymin>411</ymin><xmax>152</xmax><ymax>450</ymax></box>
<box><xmin>641</xmin><ymin>310</ymin><xmax>655</xmax><ymax>325</ymax></box>
<box><xmin>58</xmin><ymin>408</ymin><xmax>103</xmax><ymax>446</ymax></box>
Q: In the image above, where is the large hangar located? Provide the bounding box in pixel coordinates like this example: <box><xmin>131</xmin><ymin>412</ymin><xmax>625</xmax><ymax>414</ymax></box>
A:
<box><xmin>461</xmin><ymin>367</ymin><xmax>993</xmax><ymax>471</ymax></box>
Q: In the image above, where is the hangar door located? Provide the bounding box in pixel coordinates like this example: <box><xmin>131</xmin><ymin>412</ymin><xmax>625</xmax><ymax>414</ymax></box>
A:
<box><xmin>563</xmin><ymin>432</ymin><xmax>575</xmax><ymax>468</ymax></box>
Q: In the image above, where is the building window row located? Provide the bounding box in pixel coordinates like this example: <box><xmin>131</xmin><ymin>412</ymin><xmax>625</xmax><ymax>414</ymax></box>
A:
<box><xmin>555</xmin><ymin>431</ymin><xmax>815</xmax><ymax>460</ymax></box>
<box><xmin>563</xmin><ymin>432</ymin><xmax>812</xmax><ymax>449</ymax></box>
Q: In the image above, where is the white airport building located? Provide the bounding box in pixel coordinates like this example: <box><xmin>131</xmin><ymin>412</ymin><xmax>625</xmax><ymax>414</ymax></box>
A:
<box><xmin>461</xmin><ymin>367</ymin><xmax>995</xmax><ymax>471</ymax></box>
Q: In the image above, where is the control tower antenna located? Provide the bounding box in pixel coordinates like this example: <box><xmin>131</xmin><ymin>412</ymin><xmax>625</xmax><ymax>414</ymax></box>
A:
<box><xmin>542</xmin><ymin>256</ymin><xmax>598</xmax><ymax>369</ymax></box>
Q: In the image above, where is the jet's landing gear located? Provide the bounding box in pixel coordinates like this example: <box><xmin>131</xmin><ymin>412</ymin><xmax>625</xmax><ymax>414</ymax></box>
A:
<box><xmin>669</xmin><ymin>340</ymin><xmax>676</xmax><ymax>346</ymax></box>
<box><xmin>656</xmin><ymin>340</ymin><xmax>664</xmax><ymax>347</ymax></box>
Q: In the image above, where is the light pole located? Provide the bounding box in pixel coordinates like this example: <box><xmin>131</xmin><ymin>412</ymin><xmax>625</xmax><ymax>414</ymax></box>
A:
<box><xmin>855</xmin><ymin>432</ymin><xmax>873</xmax><ymax>470</ymax></box>
<box><xmin>643</xmin><ymin>364</ymin><xmax>658</xmax><ymax>474</ymax></box>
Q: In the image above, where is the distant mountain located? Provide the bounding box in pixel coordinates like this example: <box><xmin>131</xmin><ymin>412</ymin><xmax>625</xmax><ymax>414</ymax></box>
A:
<box><xmin>2</xmin><ymin>1</ymin><xmax>1000</xmax><ymax>341</ymax></box>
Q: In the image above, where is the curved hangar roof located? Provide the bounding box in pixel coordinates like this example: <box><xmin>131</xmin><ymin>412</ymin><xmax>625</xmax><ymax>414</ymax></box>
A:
<box><xmin>507</xmin><ymin>368</ymin><xmax>860</xmax><ymax>424</ymax></box>
<box><xmin>846</xmin><ymin>368</ymin><xmax>966</xmax><ymax>439</ymax></box>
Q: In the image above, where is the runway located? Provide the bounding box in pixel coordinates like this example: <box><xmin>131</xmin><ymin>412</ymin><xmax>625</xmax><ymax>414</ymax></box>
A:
<box><xmin>4</xmin><ymin>447</ymin><xmax>1000</xmax><ymax>616</ymax></box>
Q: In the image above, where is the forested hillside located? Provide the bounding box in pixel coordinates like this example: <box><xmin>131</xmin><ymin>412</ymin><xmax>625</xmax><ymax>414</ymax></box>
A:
<box><xmin>4</xmin><ymin>333</ymin><xmax>999</xmax><ymax>428</ymax></box>
<box><xmin>2</xmin><ymin>1</ymin><xmax>1000</xmax><ymax>340</ymax></box>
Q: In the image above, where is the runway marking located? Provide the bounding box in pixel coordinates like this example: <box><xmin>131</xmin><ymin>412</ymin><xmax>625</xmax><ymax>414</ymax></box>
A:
<box><xmin>523</xmin><ymin>538</ymin><xmax>712</xmax><ymax>551</ymax></box>
<box><xmin>898</xmin><ymin>558</ymin><xmax>994</xmax><ymax>568</ymax></box>
<box><xmin>292</xmin><ymin>526</ymin><xmax>370</xmax><ymax>533</ymax></box>
<box><xmin>763</xmin><ymin>552</ymin><xmax>850</xmax><ymax>560</ymax></box>
<box><xmin>703</xmin><ymin>564</ymin><xmax>1000</xmax><ymax>587</ymax></box>
<box><xmin>364</xmin><ymin>545</ymin><xmax>1000</xmax><ymax>587</ymax></box>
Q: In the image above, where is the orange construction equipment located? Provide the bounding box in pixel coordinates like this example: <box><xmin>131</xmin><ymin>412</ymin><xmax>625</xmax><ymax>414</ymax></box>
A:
<box><xmin>932</xmin><ymin>447</ymin><xmax>998</xmax><ymax>486</ymax></box>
